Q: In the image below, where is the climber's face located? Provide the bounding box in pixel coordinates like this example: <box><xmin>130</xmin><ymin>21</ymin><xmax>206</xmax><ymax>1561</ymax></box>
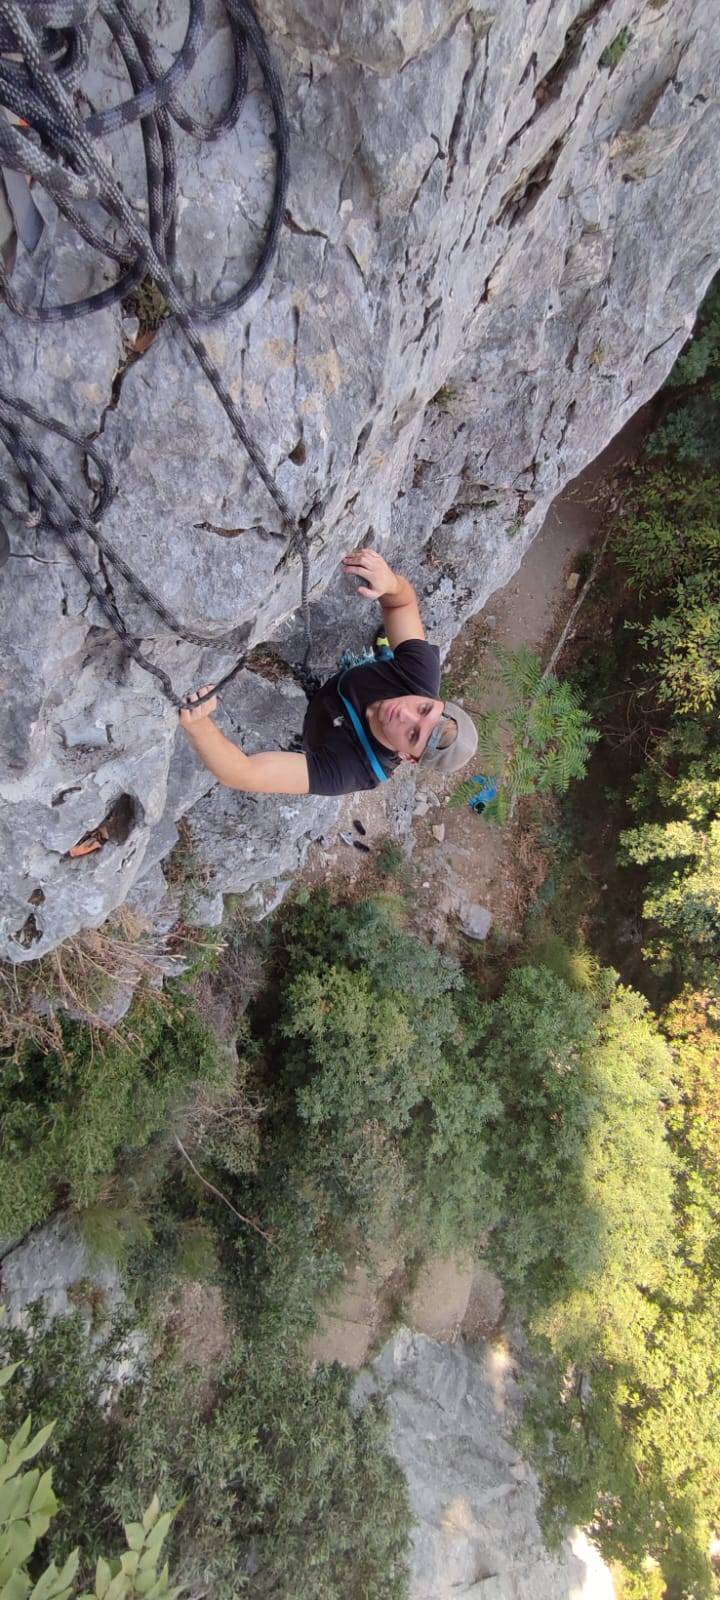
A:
<box><xmin>366</xmin><ymin>694</ymin><xmax>445</xmax><ymax>762</ymax></box>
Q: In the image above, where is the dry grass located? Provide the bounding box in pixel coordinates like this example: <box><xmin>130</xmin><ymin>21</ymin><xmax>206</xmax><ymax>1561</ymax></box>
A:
<box><xmin>506</xmin><ymin>804</ymin><xmax>553</xmax><ymax>921</ymax></box>
<box><xmin>176</xmin><ymin>1075</ymin><xmax>266</xmax><ymax>1158</ymax></box>
<box><xmin>0</xmin><ymin>907</ymin><xmax>182</xmax><ymax>1062</ymax></box>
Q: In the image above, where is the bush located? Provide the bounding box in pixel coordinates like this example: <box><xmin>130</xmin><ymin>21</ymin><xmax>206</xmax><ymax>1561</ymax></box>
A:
<box><xmin>453</xmin><ymin>648</ymin><xmax>597</xmax><ymax>820</ymax></box>
<box><xmin>0</xmin><ymin>1306</ymin><xmax>133</xmax><ymax>1566</ymax></box>
<box><xmin>1</xmin><ymin>1298</ymin><xmax>412</xmax><ymax>1600</ymax></box>
<box><xmin>638</xmin><ymin>576</ymin><xmax>720</xmax><ymax>716</ymax></box>
<box><xmin>649</xmin><ymin>277</ymin><xmax>720</xmax><ymax>464</ymax></box>
<box><xmin>613</xmin><ymin>1562</ymin><xmax>666</xmax><ymax>1600</ymax></box>
<box><xmin>599</xmin><ymin>26</ymin><xmax>632</xmax><ymax>69</ymax></box>
<box><xmin>251</xmin><ymin>893</ymin><xmax>499</xmax><ymax>1253</ymax></box>
<box><xmin>0</xmin><ymin>989</ymin><xmax>232</xmax><ymax>1237</ymax></box>
<box><xmin>109</xmin><ymin>1341</ymin><xmax>411</xmax><ymax>1600</ymax></box>
<box><xmin>0</xmin><ymin>1321</ymin><xmax>179</xmax><ymax>1600</ymax></box>
<box><xmin>614</xmin><ymin>465</ymin><xmax>720</xmax><ymax>716</ymax></box>
<box><xmin>615</xmin><ymin>469</ymin><xmax>720</xmax><ymax>598</ymax></box>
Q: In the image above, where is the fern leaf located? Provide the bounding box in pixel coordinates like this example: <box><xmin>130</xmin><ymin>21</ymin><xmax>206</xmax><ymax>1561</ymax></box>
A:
<box><xmin>449</xmin><ymin>778</ymin><xmax>481</xmax><ymax>809</ymax></box>
<box><xmin>496</xmin><ymin>646</ymin><xmax>542</xmax><ymax>698</ymax></box>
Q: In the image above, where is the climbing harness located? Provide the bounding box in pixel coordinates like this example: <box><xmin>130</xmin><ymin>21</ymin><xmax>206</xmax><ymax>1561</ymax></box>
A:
<box><xmin>336</xmin><ymin>668</ymin><xmax>390</xmax><ymax>786</ymax></box>
<box><xmin>335</xmin><ymin>641</ymin><xmax>396</xmax><ymax>786</ymax></box>
<box><xmin>0</xmin><ymin>0</ymin><xmax>312</xmax><ymax>708</ymax></box>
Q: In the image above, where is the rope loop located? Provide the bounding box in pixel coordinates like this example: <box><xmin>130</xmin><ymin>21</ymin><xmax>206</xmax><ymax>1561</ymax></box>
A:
<box><xmin>0</xmin><ymin>0</ymin><xmax>313</xmax><ymax>705</ymax></box>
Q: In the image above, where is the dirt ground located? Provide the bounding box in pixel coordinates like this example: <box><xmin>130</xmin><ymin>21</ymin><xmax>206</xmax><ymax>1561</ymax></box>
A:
<box><xmin>166</xmin><ymin>1279</ymin><xmax>232</xmax><ymax>1405</ymax></box>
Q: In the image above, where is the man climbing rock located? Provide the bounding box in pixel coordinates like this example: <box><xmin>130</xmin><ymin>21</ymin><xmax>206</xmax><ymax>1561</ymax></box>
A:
<box><xmin>180</xmin><ymin>548</ymin><xmax>478</xmax><ymax>796</ymax></box>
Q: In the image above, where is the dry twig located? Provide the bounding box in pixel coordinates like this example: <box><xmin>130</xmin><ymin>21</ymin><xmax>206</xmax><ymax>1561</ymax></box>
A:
<box><xmin>173</xmin><ymin>1134</ymin><xmax>273</xmax><ymax>1244</ymax></box>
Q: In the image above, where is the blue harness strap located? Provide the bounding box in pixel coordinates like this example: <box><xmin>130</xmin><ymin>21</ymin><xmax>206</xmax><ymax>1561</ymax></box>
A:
<box><xmin>336</xmin><ymin>657</ymin><xmax>393</xmax><ymax>785</ymax></box>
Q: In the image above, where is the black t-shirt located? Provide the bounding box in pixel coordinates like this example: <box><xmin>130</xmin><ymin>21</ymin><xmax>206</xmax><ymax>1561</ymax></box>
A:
<box><xmin>302</xmin><ymin>638</ymin><xmax>441</xmax><ymax>796</ymax></box>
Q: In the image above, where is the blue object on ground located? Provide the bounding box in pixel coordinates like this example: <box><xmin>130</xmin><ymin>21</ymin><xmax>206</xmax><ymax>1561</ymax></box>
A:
<box><xmin>468</xmin><ymin>776</ymin><xmax>498</xmax><ymax>811</ymax></box>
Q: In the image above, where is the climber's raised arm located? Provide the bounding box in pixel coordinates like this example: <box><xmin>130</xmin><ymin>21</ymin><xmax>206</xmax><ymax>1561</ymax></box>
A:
<box><xmin>341</xmin><ymin>548</ymin><xmax>424</xmax><ymax>649</ymax></box>
<box><xmin>180</xmin><ymin>689</ymin><xmax>310</xmax><ymax>794</ymax></box>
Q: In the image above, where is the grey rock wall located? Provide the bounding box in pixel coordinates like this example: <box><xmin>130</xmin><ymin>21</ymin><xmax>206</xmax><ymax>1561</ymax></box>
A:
<box><xmin>0</xmin><ymin>1216</ymin><xmax>145</xmax><ymax>1400</ymax></box>
<box><xmin>361</xmin><ymin>1328</ymin><xmax>616</xmax><ymax>1600</ymax></box>
<box><xmin>1</xmin><ymin>0</ymin><xmax>719</xmax><ymax>959</ymax></box>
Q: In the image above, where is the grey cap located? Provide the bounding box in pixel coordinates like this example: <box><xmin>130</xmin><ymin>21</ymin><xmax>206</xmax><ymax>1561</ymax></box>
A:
<box><xmin>418</xmin><ymin>702</ymin><xmax>478</xmax><ymax>775</ymax></box>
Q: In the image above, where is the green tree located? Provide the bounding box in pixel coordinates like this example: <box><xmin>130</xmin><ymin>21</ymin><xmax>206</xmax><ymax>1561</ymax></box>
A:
<box><xmin>0</xmin><ymin>990</ymin><xmax>231</xmax><ymax>1237</ymax></box>
<box><xmin>610</xmin><ymin>281</ymin><xmax>720</xmax><ymax>992</ymax></box>
<box><xmin>109</xmin><ymin>1342</ymin><xmax>411</xmax><ymax>1600</ymax></box>
<box><xmin>478</xmin><ymin>967</ymin><xmax>675</xmax><ymax>1335</ymax></box>
<box><xmin>620</xmin><ymin>805</ymin><xmax>720</xmax><ymax>987</ymax></box>
<box><xmin>452</xmin><ymin>648</ymin><xmax>597</xmax><ymax>820</ymax></box>
<box><xmin>0</xmin><ymin>1334</ymin><xmax>179</xmax><ymax>1600</ymax></box>
<box><xmin>475</xmin><ymin>966</ymin><xmax>720</xmax><ymax>1596</ymax></box>
<box><xmin>249</xmin><ymin>893</ymin><xmax>499</xmax><ymax>1253</ymax></box>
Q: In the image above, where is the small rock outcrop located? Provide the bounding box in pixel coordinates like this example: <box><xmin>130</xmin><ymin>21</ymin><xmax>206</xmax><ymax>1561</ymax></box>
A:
<box><xmin>1</xmin><ymin>0</ymin><xmax>719</xmax><ymax>958</ymax></box>
<box><xmin>360</xmin><ymin>1328</ymin><xmax>616</xmax><ymax>1600</ymax></box>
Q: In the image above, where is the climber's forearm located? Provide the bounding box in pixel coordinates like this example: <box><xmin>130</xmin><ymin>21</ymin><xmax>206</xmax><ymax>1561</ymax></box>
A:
<box><xmin>378</xmin><ymin>569</ymin><xmax>425</xmax><ymax>647</ymax></box>
<box><xmin>183</xmin><ymin>720</ymin><xmax>310</xmax><ymax>794</ymax></box>
<box><xmin>184</xmin><ymin>720</ymin><xmax>249</xmax><ymax>786</ymax></box>
<box><xmin>379</xmin><ymin>571</ymin><xmax>416</xmax><ymax>610</ymax></box>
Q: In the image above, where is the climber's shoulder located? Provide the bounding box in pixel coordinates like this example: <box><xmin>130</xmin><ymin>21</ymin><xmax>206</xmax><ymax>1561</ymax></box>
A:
<box><xmin>389</xmin><ymin>637</ymin><xmax>441</xmax><ymax>697</ymax></box>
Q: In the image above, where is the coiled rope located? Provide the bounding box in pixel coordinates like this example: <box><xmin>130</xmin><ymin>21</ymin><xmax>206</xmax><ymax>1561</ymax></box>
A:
<box><xmin>0</xmin><ymin>0</ymin><xmax>313</xmax><ymax>707</ymax></box>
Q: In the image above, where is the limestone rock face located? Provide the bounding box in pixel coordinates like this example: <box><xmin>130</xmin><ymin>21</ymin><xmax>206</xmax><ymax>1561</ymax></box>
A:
<box><xmin>0</xmin><ymin>1216</ymin><xmax>145</xmax><ymax>1399</ymax></box>
<box><xmin>1</xmin><ymin>0</ymin><xmax>719</xmax><ymax>958</ymax></box>
<box><xmin>361</xmin><ymin>1329</ymin><xmax>616</xmax><ymax>1600</ymax></box>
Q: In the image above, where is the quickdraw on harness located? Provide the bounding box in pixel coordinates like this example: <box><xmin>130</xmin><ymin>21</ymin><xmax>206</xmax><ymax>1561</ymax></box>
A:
<box><xmin>0</xmin><ymin>0</ymin><xmax>313</xmax><ymax>710</ymax></box>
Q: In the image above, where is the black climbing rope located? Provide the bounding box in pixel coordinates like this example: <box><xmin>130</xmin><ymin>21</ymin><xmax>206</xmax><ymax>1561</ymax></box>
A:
<box><xmin>0</xmin><ymin>0</ymin><xmax>313</xmax><ymax>707</ymax></box>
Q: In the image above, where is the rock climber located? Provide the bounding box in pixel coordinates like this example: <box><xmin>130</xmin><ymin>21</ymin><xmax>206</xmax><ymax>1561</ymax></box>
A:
<box><xmin>179</xmin><ymin>548</ymin><xmax>478</xmax><ymax>796</ymax></box>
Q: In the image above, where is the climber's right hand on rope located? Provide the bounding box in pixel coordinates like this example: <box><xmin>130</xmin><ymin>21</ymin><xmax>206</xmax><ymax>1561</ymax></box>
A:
<box><xmin>179</xmin><ymin>685</ymin><xmax>218</xmax><ymax>725</ymax></box>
